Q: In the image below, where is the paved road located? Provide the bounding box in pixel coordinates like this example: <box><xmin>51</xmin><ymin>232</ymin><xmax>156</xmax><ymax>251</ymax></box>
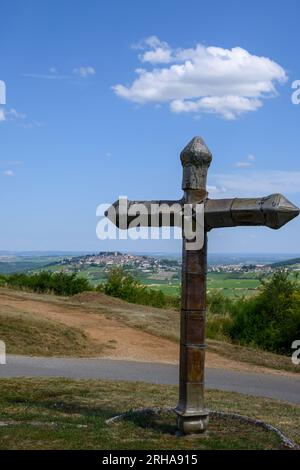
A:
<box><xmin>1</xmin><ymin>355</ymin><xmax>300</xmax><ymax>405</ymax></box>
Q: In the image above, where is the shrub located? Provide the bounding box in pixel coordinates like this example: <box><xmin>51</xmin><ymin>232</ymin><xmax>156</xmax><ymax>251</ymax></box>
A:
<box><xmin>207</xmin><ymin>290</ymin><xmax>233</xmax><ymax>316</ymax></box>
<box><xmin>98</xmin><ymin>267</ymin><xmax>179</xmax><ymax>309</ymax></box>
<box><xmin>4</xmin><ymin>271</ymin><xmax>92</xmax><ymax>296</ymax></box>
<box><xmin>0</xmin><ymin>275</ymin><xmax>6</xmax><ymax>287</ymax></box>
<box><xmin>206</xmin><ymin>313</ymin><xmax>233</xmax><ymax>341</ymax></box>
<box><xmin>205</xmin><ymin>291</ymin><xmax>234</xmax><ymax>341</ymax></box>
<box><xmin>228</xmin><ymin>271</ymin><xmax>300</xmax><ymax>354</ymax></box>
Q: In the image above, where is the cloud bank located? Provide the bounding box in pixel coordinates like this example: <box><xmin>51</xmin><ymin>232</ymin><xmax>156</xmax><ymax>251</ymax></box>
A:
<box><xmin>113</xmin><ymin>37</ymin><xmax>287</xmax><ymax>119</ymax></box>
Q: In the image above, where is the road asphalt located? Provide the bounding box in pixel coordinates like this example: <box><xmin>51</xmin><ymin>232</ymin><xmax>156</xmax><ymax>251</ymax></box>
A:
<box><xmin>1</xmin><ymin>355</ymin><xmax>300</xmax><ymax>405</ymax></box>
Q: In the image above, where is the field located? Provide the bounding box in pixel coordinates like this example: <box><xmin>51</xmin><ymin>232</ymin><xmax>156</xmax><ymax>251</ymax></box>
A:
<box><xmin>140</xmin><ymin>272</ymin><xmax>261</xmax><ymax>298</ymax></box>
<box><xmin>207</xmin><ymin>272</ymin><xmax>261</xmax><ymax>297</ymax></box>
<box><xmin>0</xmin><ymin>378</ymin><xmax>298</xmax><ymax>449</ymax></box>
<box><xmin>32</xmin><ymin>263</ymin><xmax>262</xmax><ymax>298</ymax></box>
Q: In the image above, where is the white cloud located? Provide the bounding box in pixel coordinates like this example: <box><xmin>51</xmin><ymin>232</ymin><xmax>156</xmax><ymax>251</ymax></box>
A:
<box><xmin>135</xmin><ymin>36</ymin><xmax>173</xmax><ymax>64</ymax></box>
<box><xmin>209</xmin><ymin>170</ymin><xmax>300</xmax><ymax>196</ymax></box>
<box><xmin>0</xmin><ymin>108</ymin><xmax>26</xmax><ymax>123</ymax></box>
<box><xmin>171</xmin><ymin>96</ymin><xmax>263</xmax><ymax>120</ymax></box>
<box><xmin>0</xmin><ymin>107</ymin><xmax>43</xmax><ymax>129</ymax></box>
<box><xmin>73</xmin><ymin>66</ymin><xmax>96</xmax><ymax>78</ymax></box>
<box><xmin>113</xmin><ymin>38</ymin><xmax>287</xmax><ymax>119</ymax></box>
<box><xmin>3</xmin><ymin>170</ymin><xmax>14</xmax><ymax>177</ymax></box>
<box><xmin>235</xmin><ymin>154</ymin><xmax>255</xmax><ymax>168</ymax></box>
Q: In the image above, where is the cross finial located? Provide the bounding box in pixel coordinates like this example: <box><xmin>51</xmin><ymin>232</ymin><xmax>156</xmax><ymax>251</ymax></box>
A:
<box><xmin>180</xmin><ymin>136</ymin><xmax>212</xmax><ymax>191</ymax></box>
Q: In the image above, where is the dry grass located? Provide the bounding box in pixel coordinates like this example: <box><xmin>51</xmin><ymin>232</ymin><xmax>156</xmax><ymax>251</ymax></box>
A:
<box><xmin>208</xmin><ymin>340</ymin><xmax>300</xmax><ymax>374</ymax></box>
<box><xmin>0</xmin><ymin>303</ymin><xmax>104</xmax><ymax>356</ymax></box>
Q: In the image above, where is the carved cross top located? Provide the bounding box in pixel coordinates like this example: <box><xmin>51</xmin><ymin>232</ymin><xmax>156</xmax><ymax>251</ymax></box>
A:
<box><xmin>106</xmin><ymin>137</ymin><xmax>299</xmax><ymax>434</ymax></box>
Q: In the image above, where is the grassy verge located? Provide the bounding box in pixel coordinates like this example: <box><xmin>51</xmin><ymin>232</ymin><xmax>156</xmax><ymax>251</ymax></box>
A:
<box><xmin>208</xmin><ymin>340</ymin><xmax>300</xmax><ymax>374</ymax></box>
<box><xmin>0</xmin><ymin>378</ymin><xmax>299</xmax><ymax>449</ymax></box>
<box><xmin>0</xmin><ymin>304</ymin><xmax>104</xmax><ymax>356</ymax></box>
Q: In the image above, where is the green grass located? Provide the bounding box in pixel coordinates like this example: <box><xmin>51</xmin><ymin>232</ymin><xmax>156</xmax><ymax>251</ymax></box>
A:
<box><xmin>136</xmin><ymin>273</ymin><xmax>261</xmax><ymax>298</ymax></box>
<box><xmin>0</xmin><ymin>378</ymin><xmax>298</xmax><ymax>449</ymax></box>
<box><xmin>207</xmin><ymin>273</ymin><xmax>260</xmax><ymax>297</ymax></box>
<box><xmin>139</xmin><ymin>274</ymin><xmax>261</xmax><ymax>298</ymax></box>
<box><xmin>144</xmin><ymin>283</ymin><xmax>180</xmax><ymax>296</ymax></box>
<box><xmin>140</xmin><ymin>273</ymin><xmax>262</xmax><ymax>298</ymax></box>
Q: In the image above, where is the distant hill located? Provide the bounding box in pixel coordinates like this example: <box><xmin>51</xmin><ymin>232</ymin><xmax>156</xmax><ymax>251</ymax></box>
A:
<box><xmin>0</xmin><ymin>256</ymin><xmax>65</xmax><ymax>274</ymax></box>
<box><xmin>269</xmin><ymin>257</ymin><xmax>300</xmax><ymax>268</ymax></box>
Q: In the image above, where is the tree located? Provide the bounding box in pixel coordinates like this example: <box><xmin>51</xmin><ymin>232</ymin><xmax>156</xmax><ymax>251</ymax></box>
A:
<box><xmin>228</xmin><ymin>271</ymin><xmax>300</xmax><ymax>354</ymax></box>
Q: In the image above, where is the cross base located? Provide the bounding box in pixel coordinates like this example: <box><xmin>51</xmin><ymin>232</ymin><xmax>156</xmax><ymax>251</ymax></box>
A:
<box><xmin>176</xmin><ymin>409</ymin><xmax>210</xmax><ymax>434</ymax></box>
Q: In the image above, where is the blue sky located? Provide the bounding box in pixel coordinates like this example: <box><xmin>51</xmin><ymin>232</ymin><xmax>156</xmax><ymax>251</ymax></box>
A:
<box><xmin>0</xmin><ymin>0</ymin><xmax>300</xmax><ymax>254</ymax></box>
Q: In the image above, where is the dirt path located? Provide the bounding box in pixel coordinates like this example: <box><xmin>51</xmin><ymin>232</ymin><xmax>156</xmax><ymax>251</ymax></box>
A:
<box><xmin>0</xmin><ymin>289</ymin><xmax>297</xmax><ymax>376</ymax></box>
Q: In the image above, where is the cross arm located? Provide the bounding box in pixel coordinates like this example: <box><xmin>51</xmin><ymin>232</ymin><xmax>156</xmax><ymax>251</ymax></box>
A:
<box><xmin>105</xmin><ymin>193</ymin><xmax>299</xmax><ymax>230</ymax></box>
<box><xmin>105</xmin><ymin>198</ymin><xmax>184</xmax><ymax>228</ymax></box>
<box><xmin>205</xmin><ymin>193</ymin><xmax>300</xmax><ymax>230</ymax></box>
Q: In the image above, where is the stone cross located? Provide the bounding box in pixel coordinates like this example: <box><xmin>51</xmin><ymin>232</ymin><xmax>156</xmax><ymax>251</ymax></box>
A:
<box><xmin>106</xmin><ymin>136</ymin><xmax>299</xmax><ymax>434</ymax></box>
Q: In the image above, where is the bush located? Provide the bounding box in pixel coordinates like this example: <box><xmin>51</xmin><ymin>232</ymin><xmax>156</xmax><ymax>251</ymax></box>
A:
<box><xmin>0</xmin><ymin>275</ymin><xmax>6</xmax><ymax>287</ymax></box>
<box><xmin>205</xmin><ymin>291</ymin><xmax>234</xmax><ymax>341</ymax></box>
<box><xmin>4</xmin><ymin>271</ymin><xmax>92</xmax><ymax>296</ymax></box>
<box><xmin>206</xmin><ymin>313</ymin><xmax>233</xmax><ymax>341</ymax></box>
<box><xmin>227</xmin><ymin>271</ymin><xmax>300</xmax><ymax>354</ymax></box>
<box><xmin>207</xmin><ymin>290</ymin><xmax>233</xmax><ymax>316</ymax></box>
<box><xmin>98</xmin><ymin>267</ymin><xmax>179</xmax><ymax>309</ymax></box>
